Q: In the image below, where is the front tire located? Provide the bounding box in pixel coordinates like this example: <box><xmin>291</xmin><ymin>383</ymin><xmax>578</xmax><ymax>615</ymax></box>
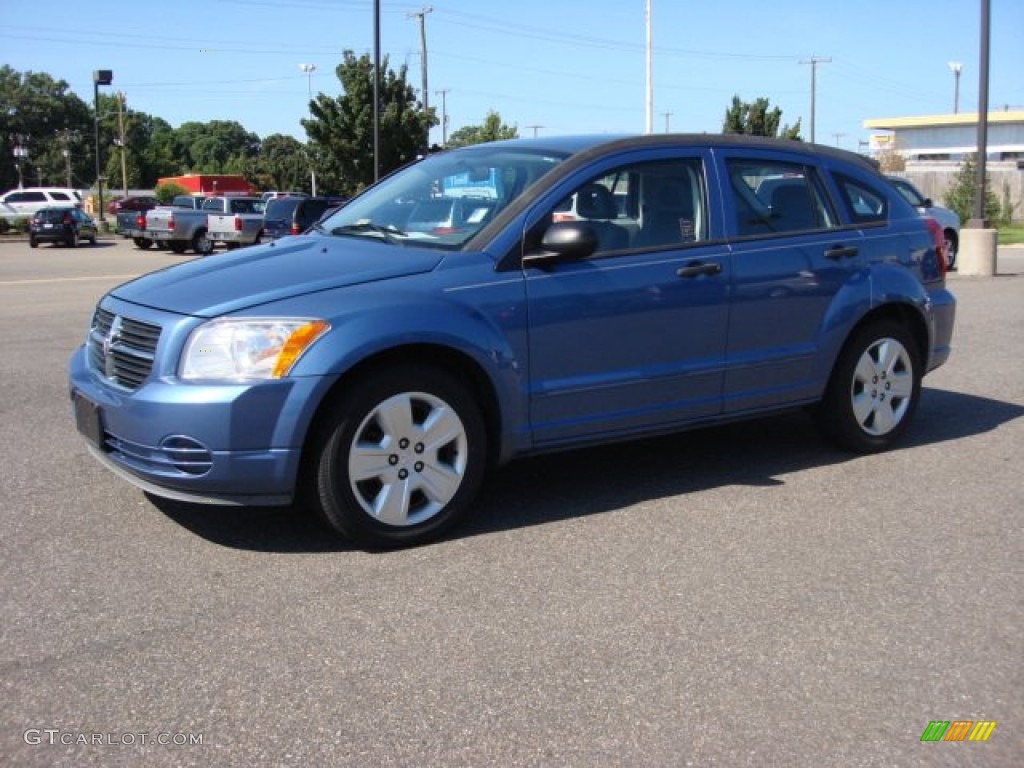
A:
<box><xmin>308</xmin><ymin>365</ymin><xmax>487</xmax><ymax>548</ymax></box>
<box><xmin>816</xmin><ymin>321</ymin><xmax>921</xmax><ymax>453</ymax></box>
<box><xmin>133</xmin><ymin>237</ymin><xmax>154</xmax><ymax>250</ymax></box>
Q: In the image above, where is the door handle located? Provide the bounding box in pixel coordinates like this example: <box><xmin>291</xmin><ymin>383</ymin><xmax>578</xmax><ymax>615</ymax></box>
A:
<box><xmin>676</xmin><ymin>261</ymin><xmax>722</xmax><ymax>278</ymax></box>
<box><xmin>825</xmin><ymin>245</ymin><xmax>859</xmax><ymax>260</ymax></box>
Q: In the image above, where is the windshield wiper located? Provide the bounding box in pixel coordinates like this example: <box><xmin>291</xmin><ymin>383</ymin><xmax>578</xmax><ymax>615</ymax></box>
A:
<box><xmin>330</xmin><ymin>222</ymin><xmax>407</xmax><ymax>244</ymax></box>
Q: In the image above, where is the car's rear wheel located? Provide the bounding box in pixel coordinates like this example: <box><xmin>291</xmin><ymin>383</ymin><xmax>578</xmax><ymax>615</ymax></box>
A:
<box><xmin>193</xmin><ymin>229</ymin><xmax>213</xmax><ymax>255</ymax></box>
<box><xmin>29</xmin><ymin>237</ymin><xmax>38</xmax><ymax>249</ymax></box>
<box><xmin>133</xmin><ymin>237</ymin><xmax>154</xmax><ymax>250</ymax></box>
<box><xmin>308</xmin><ymin>365</ymin><xmax>486</xmax><ymax>549</ymax></box>
<box><xmin>168</xmin><ymin>242</ymin><xmax>187</xmax><ymax>254</ymax></box>
<box><xmin>816</xmin><ymin>321</ymin><xmax>921</xmax><ymax>453</ymax></box>
<box><xmin>67</xmin><ymin>230</ymin><xmax>79</xmax><ymax>248</ymax></box>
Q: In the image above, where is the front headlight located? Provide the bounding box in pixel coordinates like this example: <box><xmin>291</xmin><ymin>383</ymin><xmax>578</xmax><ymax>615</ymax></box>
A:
<box><xmin>180</xmin><ymin>318</ymin><xmax>330</xmax><ymax>381</ymax></box>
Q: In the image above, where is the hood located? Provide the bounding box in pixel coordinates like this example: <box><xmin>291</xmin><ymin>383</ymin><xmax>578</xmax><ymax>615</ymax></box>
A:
<box><xmin>110</xmin><ymin>235</ymin><xmax>444</xmax><ymax>317</ymax></box>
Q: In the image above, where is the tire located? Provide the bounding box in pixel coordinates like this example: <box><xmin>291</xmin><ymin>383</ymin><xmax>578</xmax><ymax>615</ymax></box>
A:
<box><xmin>193</xmin><ymin>228</ymin><xmax>213</xmax><ymax>255</ymax></box>
<box><xmin>253</xmin><ymin>230</ymin><xmax>263</xmax><ymax>246</ymax></box>
<box><xmin>133</xmin><ymin>237</ymin><xmax>154</xmax><ymax>250</ymax></box>
<box><xmin>168</xmin><ymin>242</ymin><xmax>187</xmax><ymax>254</ymax></box>
<box><xmin>815</xmin><ymin>321</ymin><xmax>921</xmax><ymax>453</ymax></box>
<box><xmin>944</xmin><ymin>229</ymin><xmax>958</xmax><ymax>271</ymax></box>
<box><xmin>155</xmin><ymin>242</ymin><xmax>169</xmax><ymax>250</ymax></box>
<box><xmin>29</xmin><ymin>237</ymin><xmax>38</xmax><ymax>249</ymax></box>
<box><xmin>308</xmin><ymin>365</ymin><xmax>487</xmax><ymax>548</ymax></box>
<box><xmin>67</xmin><ymin>230</ymin><xmax>79</xmax><ymax>248</ymax></box>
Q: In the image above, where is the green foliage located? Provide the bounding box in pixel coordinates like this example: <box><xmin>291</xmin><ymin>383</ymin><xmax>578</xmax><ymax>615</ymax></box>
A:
<box><xmin>446</xmin><ymin>111</ymin><xmax>519</xmax><ymax>148</ymax></box>
<box><xmin>943</xmin><ymin>157</ymin><xmax>1000</xmax><ymax>224</ymax></box>
<box><xmin>0</xmin><ymin>65</ymin><xmax>92</xmax><ymax>190</ymax></box>
<box><xmin>302</xmin><ymin>50</ymin><xmax>436</xmax><ymax>196</ymax></box>
<box><xmin>258</xmin><ymin>134</ymin><xmax>310</xmax><ymax>192</ymax></box>
<box><xmin>722</xmin><ymin>95</ymin><xmax>801</xmax><ymax>140</ymax></box>
<box><xmin>154</xmin><ymin>182</ymin><xmax>189</xmax><ymax>204</ymax></box>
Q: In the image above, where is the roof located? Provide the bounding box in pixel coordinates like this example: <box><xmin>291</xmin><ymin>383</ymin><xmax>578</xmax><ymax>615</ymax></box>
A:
<box><xmin>863</xmin><ymin>111</ymin><xmax>1024</xmax><ymax>130</ymax></box>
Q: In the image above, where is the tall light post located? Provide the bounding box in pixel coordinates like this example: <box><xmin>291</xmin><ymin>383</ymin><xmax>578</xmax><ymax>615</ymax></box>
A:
<box><xmin>13</xmin><ymin>143</ymin><xmax>28</xmax><ymax>189</ymax></box>
<box><xmin>93</xmin><ymin>69</ymin><xmax>113</xmax><ymax>223</ymax></box>
<box><xmin>948</xmin><ymin>61</ymin><xmax>963</xmax><ymax>114</ymax></box>
<box><xmin>299</xmin><ymin>63</ymin><xmax>317</xmax><ymax>196</ymax></box>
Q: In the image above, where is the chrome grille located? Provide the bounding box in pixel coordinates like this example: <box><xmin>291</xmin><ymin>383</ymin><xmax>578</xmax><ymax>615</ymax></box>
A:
<box><xmin>87</xmin><ymin>307</ymin><xmax>161</xmax><ymax>390</ymax></box>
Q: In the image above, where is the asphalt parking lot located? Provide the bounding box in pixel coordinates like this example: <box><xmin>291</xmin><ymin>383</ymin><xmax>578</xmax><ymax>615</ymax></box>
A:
<box><xmin>1</xmin><ymin>237</ymin><xmax>1021</xmax><ymax>767</ymax></box>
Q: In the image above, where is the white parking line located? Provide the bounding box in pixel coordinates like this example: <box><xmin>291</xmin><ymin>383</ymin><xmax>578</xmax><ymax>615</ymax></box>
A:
<box><xmin>0</xmin><ymin>274</ymin><xmax>141</xmax><ymax>287</ymax></box>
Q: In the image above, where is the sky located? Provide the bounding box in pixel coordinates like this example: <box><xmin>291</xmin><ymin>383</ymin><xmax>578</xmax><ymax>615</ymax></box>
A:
<box><xmin>3</xmin><ymin>0</ymin><xmax>1022</xmax><ymax>153</ymax></box>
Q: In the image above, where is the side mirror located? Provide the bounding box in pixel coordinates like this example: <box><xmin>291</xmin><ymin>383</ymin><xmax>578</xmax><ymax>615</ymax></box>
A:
<box><xmin>523</xmin><ymin>221</ymin><xmax>599</xmax><ymax>267</ymax></box>
<box><xmin>922</xmin><ymin>197</ymin><xmax>934</xmax><ymax>208</ymax></box>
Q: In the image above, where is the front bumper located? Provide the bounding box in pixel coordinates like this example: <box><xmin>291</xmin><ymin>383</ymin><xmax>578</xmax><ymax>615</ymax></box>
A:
<box><xmin>68</xmin><ymin>344</ymin><xmax>333</xmax><ymax>506</ymax></box>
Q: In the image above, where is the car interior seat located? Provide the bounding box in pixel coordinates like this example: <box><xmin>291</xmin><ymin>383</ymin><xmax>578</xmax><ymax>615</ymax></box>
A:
<box><xmin>635</xmin><ymin>179</ymin><xmax>697</xmax><ymax>248</ymax></box>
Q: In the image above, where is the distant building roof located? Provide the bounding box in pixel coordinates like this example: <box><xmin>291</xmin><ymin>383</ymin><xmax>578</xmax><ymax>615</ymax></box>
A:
<box><xmin>863</xmin><ymin>111</ymin><xmax>1024</xmax><ymax>130</ymax></box>
<box><xmin>862</xmin><ymin>111</ymin><xmax>1024</xmax><ymax>159</ymax></box>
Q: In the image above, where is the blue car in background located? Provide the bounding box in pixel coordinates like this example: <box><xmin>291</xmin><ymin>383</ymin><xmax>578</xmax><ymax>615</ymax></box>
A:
<box><xmin>69</xmin><ymin>134</ymin><xmax>955</xmax><ymax>548</ymax></box>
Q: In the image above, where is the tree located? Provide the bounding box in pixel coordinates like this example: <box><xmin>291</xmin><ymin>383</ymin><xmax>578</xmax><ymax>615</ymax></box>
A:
<box><xmin>446</xmin><ymin>111</ymin><xmax>519</xmax><ymax>148</ymax></box>
<box><xmin>0</xmin><ymin>66</ymin><xmax>92</xmax><ymax>190</ymax></box>
<box><xmin>173</xmin><ymin>120</ymin><xmax>260</xmax><ymax>175</ymax></box>
<box><xmin>943</xmin><ymin>156</ymin><xmax>999</xmax><ymax>225</ymax></box>
<box><xmin>258</xmin><ymin>134</ymin><xmax>310</xmax><ymax>192</ymax></box>
<box><xmin>722</xmin><ymin>95</ymin><xmax>801</xmax><ymax>140</ymax></box>
<box><xmin>302</xmin><ymin>50</ymin><xmax>435</xmax><ymax>196</ymax></box>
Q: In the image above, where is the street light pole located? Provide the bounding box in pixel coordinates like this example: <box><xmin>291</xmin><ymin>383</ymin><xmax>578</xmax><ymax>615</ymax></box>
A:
<box><xmin>299</xmin><ymin>63</ymin><xmax>317</xmax><ymax>196</ymax></box>
<box><xmin>93</xmin><ymin>69</ymin><xmax>113</xmax><ymax>223</ymax></box>
<box><xmin>13</xmin><ymin>143</ymin><xmax>28</xmax><ymax>189</ymax></box>
<box><xmin>948</xmin><ymin>61</ymin><xmax>963</xmax><ymax>114</ymax></box>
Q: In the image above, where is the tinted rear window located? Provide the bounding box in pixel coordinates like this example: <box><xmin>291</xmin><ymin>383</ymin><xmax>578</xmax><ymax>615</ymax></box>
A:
<box><xmin>265</xmin><ymin>198</ymin><xmax>302</xmax><ymax>218</ymax></box>
<box><xmin>35</xmin><ymin>209</ymin><xmax>71</xmax><ymax>222</ymax></box>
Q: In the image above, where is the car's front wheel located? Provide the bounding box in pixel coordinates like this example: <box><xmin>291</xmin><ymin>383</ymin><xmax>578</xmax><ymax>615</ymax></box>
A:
<box><xmin>816</xmin><ymin>321</ymin><xmax>921</xmax><ymax>453</ymax></box>
<box><xmin>193</xmin><ymin>229</ymin><xmax>213</xmax><ymax>255</ymax></box>
<box><xmin>308</xmin><ymin>365</ymin><xmax>487</xmax><ymax>548</ymax></box>
<box><xmin>133</xmin><ymin>237</ymin><xmax>153</xmax><ymax>250</ymax></box>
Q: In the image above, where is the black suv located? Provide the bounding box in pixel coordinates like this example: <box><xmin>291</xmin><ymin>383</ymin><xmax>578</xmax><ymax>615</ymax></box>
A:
<box><xmin>29</xmin><ymin>207</ymin><xmax>98</xmax><ymax>248</ymax></box>
<box><xmin>263</xmin><ymin>196</ymin><xmax>345</xmax><ymax>241</ymax></box>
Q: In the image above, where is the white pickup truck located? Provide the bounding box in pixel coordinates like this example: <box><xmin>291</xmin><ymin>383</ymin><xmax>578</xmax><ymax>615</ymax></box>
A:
<box><xmin>206</xmin><ymin>197</ymin><xmax>266</xmax><ymax>249</ymax></box>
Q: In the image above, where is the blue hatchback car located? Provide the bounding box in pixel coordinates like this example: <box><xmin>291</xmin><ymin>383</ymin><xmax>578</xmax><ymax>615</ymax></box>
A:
<box><xmin>69</xmin><ymin>135</ymin><xmax>955</xmax><ymax>548</ymax></box>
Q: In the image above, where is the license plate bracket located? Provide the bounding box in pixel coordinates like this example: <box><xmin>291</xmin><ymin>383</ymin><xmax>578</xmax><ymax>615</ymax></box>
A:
<box><xmin>73</xmin><ymin>392</ymin><xmax>105</xmax><ymax>450</ymax></box>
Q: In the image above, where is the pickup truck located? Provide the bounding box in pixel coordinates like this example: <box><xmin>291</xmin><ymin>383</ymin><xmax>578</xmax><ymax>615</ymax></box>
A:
<box><xmin>115</xmin><ymin>198</ymin><xmax>166</xmax><ymax>249</ymax></box>
<box><xmin>206</xmin><ymin>197</ymin><xmax>266</xmax><ymax>249</ymax></box>
<box><xmin>144</xmin><ymin>196</ymin><xmax>253</xmax><ymax>254</ymax></box>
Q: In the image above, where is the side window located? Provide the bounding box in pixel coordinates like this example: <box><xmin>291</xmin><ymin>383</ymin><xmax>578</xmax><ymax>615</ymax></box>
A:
<box><xmin>548</xmin><ymin>158</ymin><xmax>707</xmax><ymax>255</ymax></box>
<box><xmin>50</xmin><ymin>192</ymin><xmax>71</xmax><ymax>202</ymax></box>
<box><xmin>833</xmin><ymin>173</ymin><xmax>888</xmax><ymax>224</ymax></box>
<box><xmin>727</xmin><ymin>160</ymin><xmax>835</xmax><ymax>236</ymax></box>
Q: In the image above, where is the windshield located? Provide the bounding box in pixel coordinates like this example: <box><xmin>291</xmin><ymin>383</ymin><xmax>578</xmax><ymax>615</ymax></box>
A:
<box><xmin>317</xmin><ymin>146</ymin><xmax>568</xmax><ymax>249</ymax></box>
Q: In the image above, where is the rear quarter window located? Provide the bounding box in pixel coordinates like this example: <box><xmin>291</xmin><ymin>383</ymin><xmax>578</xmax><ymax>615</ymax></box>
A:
<box><xmin>832</xmin><ymin>173</ymin><xmax>888</xmax><ymax>225</ymax></box>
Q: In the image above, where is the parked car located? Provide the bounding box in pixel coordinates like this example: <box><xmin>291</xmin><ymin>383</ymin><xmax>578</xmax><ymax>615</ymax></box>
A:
<box><xmin>262</xmin><ymin>196</ymin><xmax>346</xmax><ymax>241</ymax></box>
<box><xmin>260</xmin><ymin>191</ymin><xmax>308</xmax><ymax>203</ymax></box>
<box><xmin>107</xmin><ymin>195</ymin><xmax>158</xmax><ymax>216</ymax></box>
<box><xmin>1</xmin><ymin>187</ymin><xmax>83</xmax><ymax>217</ymax></box>
<box><xmin>887</xmin><ymin>176</ymin><xmax>960</xmax><ymax>269</ymax></box>
<box><xmin>69</xmin><ymin>134</ymin><xmax>955</xmax><ymax>549</ymax></box>
<box><xmin>29</xmin><ymin>206</ymin><xmax>97</xmax><ymax>248</ymax></box>
<box><xmin>206</xmin><ymin>197</ymin><xmax>266</xmax><ymax>249</ymax></box>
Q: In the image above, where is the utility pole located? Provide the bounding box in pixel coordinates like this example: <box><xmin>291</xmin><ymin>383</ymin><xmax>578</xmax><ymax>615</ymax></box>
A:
<box><xmin>435</xmin><ymin>88</ymin><xmax>450</xmax><ymax>147</ymax></box>
<box><xmin>408</xmin><ymin>7</ymin><xmax>432</xmax><ymax>152</ymax></box>
<box><xmin>832</xmin><ymin>132</ymin><xmax>845</xmax><ymax>148</ymax></box>
<box><xmin>644</xmin><ymin>0</ymin><xmax>653</xmax><ymax>134</ymax></box>
<box><xmin>117</xmin><ymin>92</ymin><xmax>128</xmax><ymax>198</ymax></box>
<box><xmin>662</xmin><ymin>111</ymin><xmax>673</xmax><ymax>133</ymax></box>
<box><xmin>373</xmin><ymin>0</ymin><xmax>381</xmax><ymax>181</ymax></box>
<box><xmin>799</xmin><ymin>55</ymin><xmax>830</xmax><ymax>143</ymax></box>
<box><xmin>526</xmin><ymin>125</ymin><xmax>544</xmax><ymax>138</ymax></box>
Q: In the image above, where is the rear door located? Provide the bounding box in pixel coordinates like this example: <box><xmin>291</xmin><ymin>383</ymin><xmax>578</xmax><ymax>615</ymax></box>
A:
<box><xmin>716</xmin><ymin>150</ymin><xmax>864</xmax><ymax>412</ymax></box>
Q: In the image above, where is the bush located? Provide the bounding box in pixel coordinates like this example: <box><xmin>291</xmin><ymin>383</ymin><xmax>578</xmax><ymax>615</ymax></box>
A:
<box><xmin>944</xmin><ymin>156</ymin><xmax>1001</xmax><ymax>224</ymax></box>
<box><xmin>155</xmin><ymin>182</ymin><xmax>190</xmax><ymax>204</ymax></box>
